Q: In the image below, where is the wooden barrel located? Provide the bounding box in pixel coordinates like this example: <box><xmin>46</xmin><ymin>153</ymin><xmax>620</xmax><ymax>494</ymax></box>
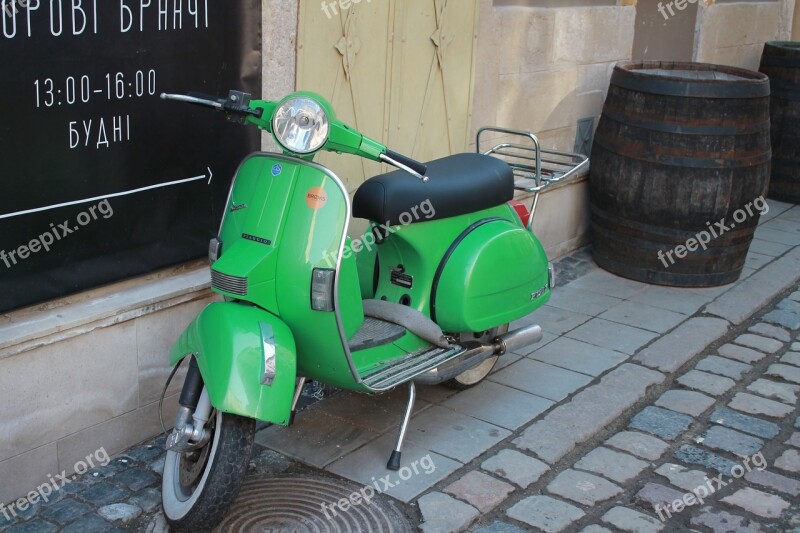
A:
<box><xmin>760</xmin><ymin>42</ymin><xmax>800</xmax><ymax>203</ymax></box>
<box><xmin>590</xmin><ymin>61</ymin><xmax>771</xmax><ymax>287</ymax></box>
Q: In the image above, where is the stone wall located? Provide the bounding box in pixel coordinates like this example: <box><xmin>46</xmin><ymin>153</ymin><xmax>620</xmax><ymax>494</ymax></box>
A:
<box><xmin>0</xmin><ymin>265</ymin><xmax>217</xmax><ymax>505</ymax></box>
<box><xmin>471</xmin><ymin>1</ymin><xmax>636</xmax><ymax>258</ymax></box>
<box><xmin>695</xmin><ymin>0</ymin><xmax>796</xmax><ymax>70</ymax></box>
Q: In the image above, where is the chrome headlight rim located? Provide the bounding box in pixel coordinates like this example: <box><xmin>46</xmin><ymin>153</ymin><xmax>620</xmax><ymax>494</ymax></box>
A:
<box><xmin>272</xmin><ymin>96</ymin><xmax>330</xmax><ymax>155</ymax></box>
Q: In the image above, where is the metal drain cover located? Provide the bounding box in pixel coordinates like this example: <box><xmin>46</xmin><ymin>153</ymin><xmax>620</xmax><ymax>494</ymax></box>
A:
<box><xmin>214</xmin><ymin>474</ymin><xmax>412</xmax><ymax>532</ymax></box>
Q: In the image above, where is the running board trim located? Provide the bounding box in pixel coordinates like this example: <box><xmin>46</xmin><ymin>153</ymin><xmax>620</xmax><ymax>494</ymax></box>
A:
<box><xmin>362</xmin><ymin>344</ymin><xmax>466</xmax><ymax>391</ymax></box>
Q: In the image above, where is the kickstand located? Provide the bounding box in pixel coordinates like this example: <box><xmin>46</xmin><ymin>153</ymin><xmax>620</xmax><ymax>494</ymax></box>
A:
<box><xmin>387</xmin><ymin>381</ymin><xmax>416</xmax><ymax>471</ymax></box>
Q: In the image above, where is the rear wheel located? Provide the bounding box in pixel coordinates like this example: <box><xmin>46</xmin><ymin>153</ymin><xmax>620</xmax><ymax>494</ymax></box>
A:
<box><xmin>443</xmin><ymin>324</ymin><xmax>509</xmax><ymax>390</ymax></box>
<box><xmin>162</xmin><ymin>408</ymin><xmax>255</xmax><ymax>531</ymax></box>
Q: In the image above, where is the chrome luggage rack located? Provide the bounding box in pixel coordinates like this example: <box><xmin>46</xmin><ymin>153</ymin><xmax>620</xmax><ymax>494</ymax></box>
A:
<box><xmin>477</xmin><ymin>127</ymin><xmax>589</xmax><ymax>231</ymax></box>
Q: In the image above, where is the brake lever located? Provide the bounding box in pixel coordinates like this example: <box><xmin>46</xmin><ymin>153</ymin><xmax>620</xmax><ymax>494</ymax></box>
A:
<box><xmin>160</xmin><ymin>91</ymin><xmax>263</xmax><ymax>122</ymax></box>
<box><xmin>160</xmin><ymin>93</ymin><xmax>224</xmax><ymax>109</ymax></box>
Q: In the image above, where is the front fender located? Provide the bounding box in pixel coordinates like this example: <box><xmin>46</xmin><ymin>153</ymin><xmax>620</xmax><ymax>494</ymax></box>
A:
<box><xmin>170</xmin><ymin>302</ymin><xmax>296</xmax><ymax>425</ymax></box>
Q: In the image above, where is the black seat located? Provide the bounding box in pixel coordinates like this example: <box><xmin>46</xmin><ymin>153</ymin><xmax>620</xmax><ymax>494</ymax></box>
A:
<box><xmin>353</xmin><ymin>153</ymin><xmax>514</xmax><ymax>226</ymax></box>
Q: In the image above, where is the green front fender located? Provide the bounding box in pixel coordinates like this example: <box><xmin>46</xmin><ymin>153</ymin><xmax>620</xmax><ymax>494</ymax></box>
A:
<box><xmin>169</xmin><ymin>302</ymin><xmax>297</xmax><ymax>425</ymax></box>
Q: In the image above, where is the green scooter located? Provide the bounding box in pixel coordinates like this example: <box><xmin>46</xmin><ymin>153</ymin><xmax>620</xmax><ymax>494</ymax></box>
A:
<box><xmin>158</xmin><ymin>89</ymin><xmax>583</xmax><ymax>530</ymax></box>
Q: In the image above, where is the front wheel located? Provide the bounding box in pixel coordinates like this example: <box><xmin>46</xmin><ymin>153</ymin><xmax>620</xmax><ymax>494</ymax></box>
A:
<box><xmin>443</xmin><ymin>324</ymin><xmax>509</xmax><ymax>390</ymax></box>
<box><xmin>162</xmin><ymin>409</ymin><xmax>255</xmax><ymax>531</ymax></box>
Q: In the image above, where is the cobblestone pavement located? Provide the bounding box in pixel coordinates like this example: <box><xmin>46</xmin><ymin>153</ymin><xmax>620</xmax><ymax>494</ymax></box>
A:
<box><xmin>1</xmin><ymin>202</ymin><xmax>799</xmax><ymax>532</ymax></box>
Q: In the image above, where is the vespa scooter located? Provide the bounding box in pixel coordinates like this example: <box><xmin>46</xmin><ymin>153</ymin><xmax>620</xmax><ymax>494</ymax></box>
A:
<box><xmin>158</xmin><ymin>89</ymin><xmax>586</xmax><ymax>529</ymax></box>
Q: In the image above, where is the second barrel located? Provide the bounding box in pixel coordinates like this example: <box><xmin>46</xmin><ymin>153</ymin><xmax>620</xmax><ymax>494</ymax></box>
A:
<box><xmin>590</xmin><ymin>61</ymin><xmax>772</xmax><ymax>287</ymax></box>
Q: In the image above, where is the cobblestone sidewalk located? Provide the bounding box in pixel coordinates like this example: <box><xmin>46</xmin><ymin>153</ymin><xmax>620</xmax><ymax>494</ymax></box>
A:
<box><xmin>423</xmin><ymin>289</ymin><xmax>800</xmax><ymax>532</ymax></box>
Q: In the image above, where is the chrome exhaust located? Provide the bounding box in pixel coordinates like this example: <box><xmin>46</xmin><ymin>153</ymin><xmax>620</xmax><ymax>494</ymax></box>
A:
<box><xmin>414</xmin><ymin>324</ymin><xmax>543</xmax><ymax>385</ymax></box>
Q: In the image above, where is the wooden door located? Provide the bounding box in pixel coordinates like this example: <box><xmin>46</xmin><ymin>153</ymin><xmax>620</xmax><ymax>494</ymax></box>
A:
<box><xmin>297</xmin><ymin>0</ymin><xmax>479</xmax><ymax>198</ymax></box>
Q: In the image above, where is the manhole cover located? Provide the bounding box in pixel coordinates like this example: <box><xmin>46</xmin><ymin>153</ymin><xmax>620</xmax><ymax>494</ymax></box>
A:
<box><xmin>215</xmin><ymin>474</ymin><xmax>412</xmax><ymax>533</ymax></box>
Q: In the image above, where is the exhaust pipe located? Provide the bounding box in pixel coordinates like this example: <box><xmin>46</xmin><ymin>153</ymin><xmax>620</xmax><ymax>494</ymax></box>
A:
<box><xmin>414</xmin><ymin>324</ymin><xmax>543</xmax><ymax>385</ymax></box>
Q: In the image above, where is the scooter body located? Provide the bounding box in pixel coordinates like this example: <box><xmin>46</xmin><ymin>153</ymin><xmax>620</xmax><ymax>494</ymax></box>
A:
<box><xmin>169</xmin><ymin>149</ymin><xmax>551</xmax><ymax>421</ymax></box>
<box><xmin>159</xmin><ymin>90</ymin><xmax>568</xmax><ymax>530</ymax></box>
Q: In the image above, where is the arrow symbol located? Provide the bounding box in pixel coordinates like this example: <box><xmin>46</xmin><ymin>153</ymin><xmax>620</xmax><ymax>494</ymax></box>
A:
<box><xmin>0</xmin><ymin>169</ymin><xmax>215</xmax><ymax>220</ymax></box>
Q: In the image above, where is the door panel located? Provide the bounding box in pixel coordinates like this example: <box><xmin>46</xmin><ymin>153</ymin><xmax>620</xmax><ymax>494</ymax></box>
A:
<box><xmin>297</xmin><ymin>0</ymin><xmax>478</xmax><ymax>198</ymax></box>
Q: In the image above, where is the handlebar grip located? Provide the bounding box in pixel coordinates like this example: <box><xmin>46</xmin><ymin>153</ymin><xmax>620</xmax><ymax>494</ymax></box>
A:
<box><xmin>386</xmin><ymin>149</ymin><xmax>427</xmax><ymax>176</ymax></box>
<box><xmin>222</xmin><ymin>100</ymin><xmax>264</xmax><ymax>118</ymax></box>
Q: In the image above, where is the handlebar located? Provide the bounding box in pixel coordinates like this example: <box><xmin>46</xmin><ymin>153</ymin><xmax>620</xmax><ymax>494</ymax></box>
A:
<box><xmin>161</xmin><ymin>89</ymin><xmax>428</xmax><ymax>181</ymax></box>
<box><xmin>160</xmin><ymin>91</ymin><xmax>263</xmax><ymax>119</ymax></box>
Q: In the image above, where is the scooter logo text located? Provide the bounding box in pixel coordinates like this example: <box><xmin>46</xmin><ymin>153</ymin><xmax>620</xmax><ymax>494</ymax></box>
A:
<box><xmin>305</xmin><ymin>187</ymin><xmax>328</xmax><ymax>210</ymax></box>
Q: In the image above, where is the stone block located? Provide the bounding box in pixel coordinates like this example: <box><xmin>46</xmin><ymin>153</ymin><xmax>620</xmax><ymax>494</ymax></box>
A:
<box><xmin>775</xmin><ymin>449</ymin><xmax>800</xmax><ymax>474</ymax></box>
<box><xmin>634</xmin><ymin>483</ymin><xmax>685</xmax><ymax>515</ymax></box>
<box><xmin>654</xmin><ymin>390</ymin><xmax>715</xmax><ymax>417</ymax></box>
<box><xmin>720</xmin><ymin>487</ymin><xmax>789</xmax><ymax>519</ymax></box>
<box><xmin>443</xmin><ymin>471</ymin><xmax>514</xmax><ymax>513</ymax></box>
<box><xmin>673</xmin><ymin>445</ymin><xmax>739</xmax><ymax>476</ymax></box>
<box><xmin>695</xmin><ymin>356</ymin><xmax>752</xmax><ymax>380</ymax></box>
<box><xmin>481</xmin><ymin>449</ymin><xmax>549</xmax><ymax>489</ymax></box>
<box><xmin>709</xmin><ymin>407</ymin><xmax>780</xmax><ymax>439</ymax></box>
<box><xmin>629</xmin><ymin>407</ymin><xmax>693</xmax><ymax>440</ymax></box>
<box><xmin>748</xmin><ymin>323</ymin><xmax>791</xmax><ymax>342</ymax></box>
<box><xmin>654</xmin><ymin>463</ymin><xmax>710</xmax><ymax>493</ymax></box>
<box><xmin>528</xmin><ymin>337</ymin><xmax>628</xmax><ymax>377</ymax></box>
<box><xmin>781</xmin><ymin>352</ymin><xmax>800</xmax><ymax>367</ymax></box>
<box><xmin>442</xmin><ymin>381</ymin><xmax>554</xmax><ymax>431</ymax></box>
<box><xmin>728</xmin><ymin>392</ymin><xmax>794</xmax><ymax>418</ymax></box>
<box><xmin>766</xmin><ymin>364</ymin><xmax>800</xmax><ymax>384</ymax></box>
<box><xmin>418</xmin><ymin>492</ymin><xmax>480</xmax><ymax>533</ymax></box>
<box><xmin>598</xmin><ymin>301</ymin><xmax>687</xmax><ymax>334</ymax></box>
<box><xmin>745</xmin><ymin>468</ymin><xmax>800</xmax><ymax>497</ymax></box>
<box><xmin>547</xmin><ymin>469</ymin><xmax>623</xmax><ymax>506</ymax></box>
<box><xmin>574</xmin><ymin>447</ymin><xmax>649</xmax><ymax>483</ymax></box>
<box><xmin>490</xmin><ymin>359</ymin><xmax>592</xmax><ymax>402</ymax></box>
<box><xmin>635</xmin><ymin>318</ymin><xmax>730</xmax><ymax>373</ymax></box>
<box><xmin>605</xmin><ymin>431</ymin><xmax>669</xmax><ymax>461</ymax></box>
<box><xmin>689</xmin><ymin>506</ymin><xmax>764</xmax><ymax>533</ymax></box>
<box><xmin>567</xmin><ymin>318</ymin><xmax>657</xmax><ymax>355</ymax></box>
<box><xmin>700</xmin><ymin>426</ymin><xmax>764</xmax><ymax>457</ymax></box>
<box><xmin>506</xmin><ymin>495</ymin><xmax>585</xmax><ymax>533</ymax></box>
<box><xmin>734</xmin><ymin>334</ymin><xmax>784</xmax><ymax>354</ymax></box>
<box><xmin>746</xmin><ymin>379</ymin><xmax>799</xmax><ymax>404</ymax></box>
<box><xmin>553</xmin><ymin>6</ymin><xmax>636</xmax><ymax>64</ymax></box>
<box><xmin>602</xmin><ymin>506</ymin><xmax>664</xmax><ymax>533</ymax></box>
<box><xmin>717</xmin><ymin>344</ymin><xmax>766</xmax><ymax>364</ymax></box>
<box><xmin>676</xmin><ymin>370</ymin><xmax>735</xmax><ymax>396</ymax></box>
<box><xmin>629</xmin><ymin>286</ymin><xmax>712</xmax><ymax>316</ymax></box>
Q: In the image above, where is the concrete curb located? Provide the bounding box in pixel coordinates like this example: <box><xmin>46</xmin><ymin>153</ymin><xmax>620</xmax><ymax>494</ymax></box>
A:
<box><xmin>704</xmin><ymin>247</ymin><xmax>800</xmax><ymax>325</ymax></box>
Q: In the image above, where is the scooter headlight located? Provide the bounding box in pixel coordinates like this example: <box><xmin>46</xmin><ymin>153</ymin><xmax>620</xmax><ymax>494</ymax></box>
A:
<box><xmin>272</xmin><ymin>97</ymin><xmax>329</xmax><ymax>154</ymax></box>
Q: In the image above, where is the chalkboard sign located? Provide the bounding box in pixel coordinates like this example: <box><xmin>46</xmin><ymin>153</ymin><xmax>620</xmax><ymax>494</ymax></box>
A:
<box><xmin>0</xmin><ymin>0</ymin><xmax>262</xmax><ymax>313</ymax></box>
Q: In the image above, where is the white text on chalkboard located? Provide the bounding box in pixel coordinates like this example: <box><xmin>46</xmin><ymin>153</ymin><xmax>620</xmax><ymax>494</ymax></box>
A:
<box><xmin>69</xmin><ymin>115</ymin><xmax>131</xmax><ymax>149</ymax></box>
<box><xmin>1</xmin><ymin>0</ymin><xmax>210</xmax><ymax>39</ymax></box>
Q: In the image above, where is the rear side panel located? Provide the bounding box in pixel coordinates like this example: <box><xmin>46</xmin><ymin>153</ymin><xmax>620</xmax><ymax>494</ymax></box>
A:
<box><xmin>434</xmin><ymin>218</ymin><xmax>550</xmax><ymax>332</ymax></box>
